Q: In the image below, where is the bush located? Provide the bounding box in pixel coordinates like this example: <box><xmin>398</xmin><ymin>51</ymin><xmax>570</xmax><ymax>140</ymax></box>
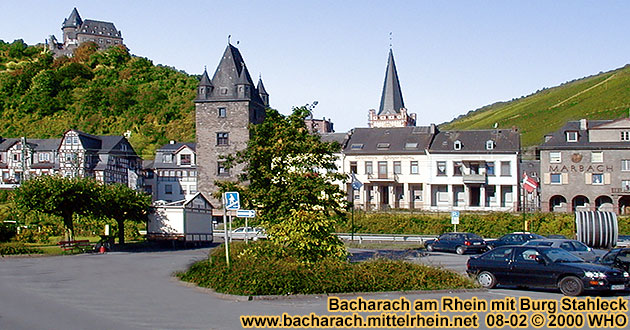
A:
<box><xmin>178</xmin><ymin>241</ymin><xmax>477</xmax><ymax>296</ymax></box>
<box><xmin>0</xmin><ymin>222</ymin><xmax>17</xmax><ymax>242</ymax></box>
<box><xmin>0</xmin><ymin>242</ymin><xmax>43</xmax><ymax>256</ymax></box>
<box><xmin>337</xmin><ymin>211</ymin><xmax>624</xmax><ymax>237</ymax></box>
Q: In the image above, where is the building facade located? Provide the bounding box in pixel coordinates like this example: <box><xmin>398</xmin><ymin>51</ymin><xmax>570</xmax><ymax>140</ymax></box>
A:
<box><xmin>149</xmin><ymin>141</ymin><xmax>198</xmax><ymax>202</ymax></box>
<box><xmin>539</xmin><ymin>118</ymin><xmax>630</xmax><ymax>214</ymax></box>
<box><xmin>0</xmin><ymin>130</ymin><xmax>141</xmax><ymax>189</ymax></box>
<box><xmin>194</xmin><ymin>43</ymin><xmax>268</xmax><ymax>206</ymax></box>
<box><xmin>48</xmin><ymin>8</ymin><xmax>124</xmax><ymax>57</ymax></box>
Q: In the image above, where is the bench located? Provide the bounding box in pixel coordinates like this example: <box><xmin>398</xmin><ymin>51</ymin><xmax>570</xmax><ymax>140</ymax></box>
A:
<box><xmin>57</xmin><ymin>240</ymin><xmax>93</xmax><ymax>253</ymax></box>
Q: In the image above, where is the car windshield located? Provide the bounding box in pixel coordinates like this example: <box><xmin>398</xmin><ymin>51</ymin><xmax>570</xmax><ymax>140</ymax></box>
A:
<box><xmin>525</xmin><ymin>241</ymin><xmax>553</xmax><ymax>246</ymax></box>
<box><xmin>542</xmin><ymin>248</ymin><xmax>584</xmax><ymax>263</ymax></box>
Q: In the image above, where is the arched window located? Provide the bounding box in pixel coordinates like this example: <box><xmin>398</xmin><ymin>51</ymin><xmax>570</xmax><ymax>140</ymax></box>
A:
<box><xmin>454</xmin><ymin>140</ymin><xmax>462</xmax><ymax>150</ymax></box>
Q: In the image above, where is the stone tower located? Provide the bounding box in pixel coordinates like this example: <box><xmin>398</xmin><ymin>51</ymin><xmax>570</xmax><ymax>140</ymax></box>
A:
<box><xmin>368</xmin><ymin>49</ymin><xmax>416</xmax><ymax>128</ymax></box>
<box><xmin>195</xmin><ymin>44</ymin><xmax>267</xmax><ymax>206</ymax></box>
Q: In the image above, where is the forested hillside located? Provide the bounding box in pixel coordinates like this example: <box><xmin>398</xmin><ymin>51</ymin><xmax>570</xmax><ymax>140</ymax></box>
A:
<box><xmin>441</xmin><ymin>65</ymin><xmax>630</xmax><ymax>147</ymax></box>
<box><xmin>0</xmin><ymin>39</ymin><xmax>197</xmax><ymax>158</ymax></box>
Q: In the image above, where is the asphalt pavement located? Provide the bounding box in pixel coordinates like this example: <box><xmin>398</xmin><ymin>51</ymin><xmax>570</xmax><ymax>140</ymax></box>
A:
<box><xmin>1</xmin><ymin>246</ymin><xmax>628</xmax><ymax>330</ymax></box>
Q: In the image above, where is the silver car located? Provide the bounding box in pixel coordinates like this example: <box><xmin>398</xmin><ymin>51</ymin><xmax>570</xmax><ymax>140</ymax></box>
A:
<box><xmin>230</xmin><ymin>227</ymin><xmax>266</xmax><ymax>241</ymax></box>
<box><xmin>523</xmin><ymin>239</ymin><xmax>605</xmax><ymax>262</ymax></box>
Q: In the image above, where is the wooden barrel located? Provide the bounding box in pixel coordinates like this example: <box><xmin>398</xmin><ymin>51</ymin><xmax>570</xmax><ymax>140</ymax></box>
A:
<box><xmin>575</xmin><ymin>211</ymin><xmax>618</xmax><ymax>249</ymax></box>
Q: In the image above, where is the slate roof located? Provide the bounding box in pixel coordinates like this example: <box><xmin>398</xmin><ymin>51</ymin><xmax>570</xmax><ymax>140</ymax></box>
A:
<box><xmin>77</xmin><ymin>19</ymin><xmax>121</xmax><ymax>38</ymax></box>
<box><xmin>29</xmin><ymin>139</ymin><xmax>61</xmax><ymax>151</ymax></box>
<box><xmin>257</xmin><ymin>77</ymin><xmax>268</xmax><ymax>95</ymax></box>
<box><xmin>378</xmin><ymin>49</ymin><xmax>405</xmax><ymax>116</ymax></box>
<box><xmin>157</xmin><ymin>142</ymin><xmax>196</xmax><ymax>152</ymax></box>
<box><xmin>521</xmin><ymin>160</ymin><xmax>541</xmax><ymax>178</ymax></box>
<box><xmin>63</xmin><ymin>8</ymin><xmax>83</xmax><ymax>28</ymax></box>
<box><xmin>0</xmin><ymin>138</ymin><xmax>18</xmax><ymax>151</ymax></box>
<box><xmin>199</xmin><ymin>69</ymin><xmax>212</xmax><ymax>87</ymax></box>
<box><xmin>429</xmin><ymin>129</ymin><xmax>520</xmax><ymax>154</ymax></box>
<box><xmin>538</xmin><ymin>119</ymin><xmax>630</xmax><ymax>150</ymax></box>
<box><xmin>343</xmin><ymin>127</ymin><xmax>434</xmax><ymax>155</ymax></box>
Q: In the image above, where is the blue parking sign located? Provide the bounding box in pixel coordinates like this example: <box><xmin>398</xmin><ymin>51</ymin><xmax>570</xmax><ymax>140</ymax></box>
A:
<box><xmin>225</xmin><ymin>192</ymin><xmax>240</xmax><ymax>210</ymax></box>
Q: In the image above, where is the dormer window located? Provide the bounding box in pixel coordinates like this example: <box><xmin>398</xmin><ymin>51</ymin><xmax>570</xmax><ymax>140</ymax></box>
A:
<box><xmin>486</xmin><ymin>140</ymin><xmax>494</xmax><ymax>150</ymax></box>
<box><xmin>404</xmin><ymin>142</ymin><xmax>418</xmax><ymax>149</ymax></box>
<box><xmin>454</xmin><ymin>140</ymin><xmax>462</xmax><ymax>150</ymax></box>
<box><xmin>376</xmin><ymin>143</ymin><xmax>390</xmax><ymax>150</ymax></box>
<box><xmin>350</xmin><ymin>144</ymin><xmax>363</xmax><ymax>150</ymax></box>
<box><xmin>566</xmin><ymin>131</ymin><xmax>578</xmax><ymax>142</ymax></box>
<box><xmin>621</xmin><ymin>131</ymin><xmax>630</xmax><ymax>141</ymax></box>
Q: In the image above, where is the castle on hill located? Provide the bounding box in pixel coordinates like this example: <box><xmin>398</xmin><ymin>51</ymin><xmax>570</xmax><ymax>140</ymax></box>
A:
<box><xmin>48</xmin><ymin>8</ymin><xmax>124</xmax><ymax>57</ymax></box>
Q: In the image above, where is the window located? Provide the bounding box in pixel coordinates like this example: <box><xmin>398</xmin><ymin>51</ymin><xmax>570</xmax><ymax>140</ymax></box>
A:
<box><xmin>550</xmin><ymin>173</ymin><xmax>561</xmax><ymax>184</ymax></box>
<box><xmin>217</xmin><ymin>132</ymin><xmax>229</xmax><ymax>145</ymax></box>
<box><xmin>350</xmin><ymin>161</ymin><xmax>357</xmax><ymax>174</ymax></box>
<box><xmin>592</xmin><ymin>173</ymin><xmax>603</xmax><ymax>184</ymax></box>
<box><xmin>180</xmin><ymin>154</ymin><xmax>191</xmax><ymax>165</ymax></box>
<box><xmin>38</xmin><ymin>153</ymin><xmax>50</xmax><ymax>162</ymax></box>
<box><xmin>218</xmin><ymin>107</ymin><xmax>227</xmax><ymax>118</ymax></box>
<box><xmin>13</xmin><ymin>154</ymin><xmax>20</xmax><ymax>161</ymax></box>
<box><xmin>410</xmin><ymin>161</ymin><xmax>419</xmax><ymax>174</ymax></box>
<box><xmin>413</xmin><ymin>185</ymin><xmax>423</xmax><ymax>200</ymax></box>
<box><xmin>623</xmin><ymin>180</ymin><xmax>630</xmax><ymax>192</ymax></box>
<box><xmin>549</xmin><ymin>152</ymin><xmax>561</xmax><ymax>163</ymax></box>
<box><xmin>621</xmin><ymin>132</ymin><xmax>630</xmax><ymax>141</ymax></box>
<box><xmin>454</xmin><ymin>140</ymin><xmax>462</xmax><ymax>150</ymax></box>
<box><xmin>163</xmin><ymin>154</ymin><xmax>173</xmax><ymax>163</ymax></box>
<box><xmin>437</xmin><ymin>161</ymin><xmax>447</xmax><ymax>176</ymax></box>
<box><xmin>376</xmin><ymin>143</ymin><xmax>390</xmax><ymax>150</ymax></box>
<box><xmin>393</xmin><ymin>161</ymin><xmax>401</xmax><ymax>174</ymax></box>
<box><xmin>566</xmin><ymin>131</ymin><xmax>578</xmax><ymax>142</ymax></box>
<box><xmin>453</xmin><ymin>162</ymin><xmax>463</xmax><ymax>176</ymax></box>
<box><xmin>217</xmin><ymin>162</ymin><xmax>229</xmax><ymax>176</ymax></box>
<box><xmin>65</xmin><ymin>136</ymin><xmax>73</xmax><ymax>144</ymax></box>
<box><xmin>486</xmin><ymin>162</ymin><xmax>495</xmax><ymax>176</ymax></box>
<box><xmin>365</xmin><ymin>161</ymin><xmax>373</xmax><ymax>175</ymax></box>
<box><xmin>622</xmin><ymin>160</ymin><xmax>630</xmax><ymax>172</ymax></box>
<box><xmin>190</xmin><ymin>185</ymin><xmax>197</xmax><ymax>193</ymax></box>
<box><xmin>350</xmin><ymin>144</ymin><xmax>363</xmax><ymax>150</ymax></box>
<box><xmin>500</xmin><ymin>161</ymin><xmax>511</xmax><ymax>176</ymax></box>
<box><xmin>165</xmin><ymin>184</ymin><xmax>173</xmax><ymax>194</ymax></box>
<box><xmin>486</xmin><ymin>140</ymin><xmax>494</xmax><ymax>150</ymax></box>
<box><xmin>591</xmin><ymin>151</ymin><xmax>603</xmax><ymax>163</ymax></box>
<box><xmin>405</xmin><ymin>142</ymin><xmax>418</xmax><ymax>149</ymax></box>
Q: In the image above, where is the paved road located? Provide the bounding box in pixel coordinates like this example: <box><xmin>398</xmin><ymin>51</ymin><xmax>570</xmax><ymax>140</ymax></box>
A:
<box><xmin>1</xmin><ymin>247</ymin><xmax>628</xmax><ymax>329</ymax></box>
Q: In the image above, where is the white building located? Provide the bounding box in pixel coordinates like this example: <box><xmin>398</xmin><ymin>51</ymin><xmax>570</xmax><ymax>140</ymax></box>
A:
<box><xmin>149</xmin><ymin>141</ymin><xmax>197</xmax><ymax>202</ymax></box>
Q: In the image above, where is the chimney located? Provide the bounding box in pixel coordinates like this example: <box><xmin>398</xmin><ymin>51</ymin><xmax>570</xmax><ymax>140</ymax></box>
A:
<box><xmin>429</xmin><ymin>123</ymin><xmax>437</xmax><ymax>135</ymax></box>
<box><xmin>169</xmin><ymin>140</ymin><xmax>176</xmax><ymax>144</ymax></box>
<box><xmin>580</xmin><ymin>119</ymin><xmax>588</xmax><ymax>130</ymax></box>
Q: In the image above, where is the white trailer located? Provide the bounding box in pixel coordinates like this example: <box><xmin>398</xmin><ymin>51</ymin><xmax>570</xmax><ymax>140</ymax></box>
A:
<box><xmin>147</xmin><ymin>193</ymin><xmax>214</xmax><ymax>243</ymax></box>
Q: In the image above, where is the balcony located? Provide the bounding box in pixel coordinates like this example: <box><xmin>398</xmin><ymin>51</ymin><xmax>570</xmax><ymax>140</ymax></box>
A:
<box><xmin>462</xmin><ymin>173</ymin><xmax>487</xmax><ymax>184</ymax></box>
<box><xmin>611</xmin><ymin>187</ymin><xmax>630</xmax><ymax>194</ymax></box>
<box><xmin>367</xmin><ymin>173</ymin><xmax>399</xmax><ymax>182</ymax></box>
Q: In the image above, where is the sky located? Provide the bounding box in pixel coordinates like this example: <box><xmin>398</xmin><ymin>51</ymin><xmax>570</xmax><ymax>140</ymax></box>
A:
<box><xmin>2</xmin><ymin>1</ymin><xmax>630</xmax><ymax>132</ymax></box>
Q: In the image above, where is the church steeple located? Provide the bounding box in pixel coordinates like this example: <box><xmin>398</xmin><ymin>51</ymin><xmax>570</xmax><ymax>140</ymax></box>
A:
<box><xmin>378</xmin><ymin>49</ymin><xmax>404</xmax><ymax>116</ymax></box>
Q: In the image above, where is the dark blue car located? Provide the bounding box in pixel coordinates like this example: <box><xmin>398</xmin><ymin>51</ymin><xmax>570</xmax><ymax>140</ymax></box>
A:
<box><xmin>425</xmin><ymin>232</ymin><xmax>486</xmax><ymax>255</ymax></box>
<box><xmin>466</xmin><ymin>245</ymin><xmax>630</xmax><ymax>296</ymax></box>
<box><xmin>486</xmin><ymin>232</ymin><xmax>545</xmax><ymax>250</ymax></box>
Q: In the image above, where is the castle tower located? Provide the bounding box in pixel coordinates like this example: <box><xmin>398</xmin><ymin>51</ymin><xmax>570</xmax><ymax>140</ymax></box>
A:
<box><xmin>62</xmin><ymin>7</ymin><xmax>82</xmax><ymax>46</ymax></box>
<box><xmin>257</xmin><ymin>76</ymin><xmax>269</xmax><ymax>107</ymax></box>
<box><xmin>195</xmin><ymin>43</ymin><xmax>267</xmax><ymax>206</ymax></box>
<box><xmin>368</xmin><ymin>49</ymin><xmax>416</xmax><ymax>128</ymax></box>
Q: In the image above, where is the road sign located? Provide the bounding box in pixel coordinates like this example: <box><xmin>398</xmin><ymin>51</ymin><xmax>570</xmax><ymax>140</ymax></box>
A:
<box><xmin>236</xmin><ymin>209</ymin><xmax>256</xmax><ymax>218</ymax></box>
<box><xmin>224</xmin><ymin>192</ymin><xmax>240</xmax><ymax>210</ymax></box>
<box><xmin>451</xmin><ymin>211</ymin><xmax>460</xmax><ymax>225</ymax></box>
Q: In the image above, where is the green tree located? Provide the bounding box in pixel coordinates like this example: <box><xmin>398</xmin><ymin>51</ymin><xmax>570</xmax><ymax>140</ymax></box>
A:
<box><xmin>12</xmin><ymin>176</ymin><xmax>101</xmax><ymax>241</ymax></box>
<box><xmin>218</xmin><ymin>105</ymin><xmax>349</xmax><ymax>262</ymax></box>
<box><xmin>99</xmin><ymin>183</ymin><xmax>151</xmax><ymax>244</ymax></box>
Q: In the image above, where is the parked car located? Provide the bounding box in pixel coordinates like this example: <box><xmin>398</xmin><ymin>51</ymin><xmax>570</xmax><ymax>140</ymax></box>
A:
<box><xmin>617</xmin><ymin>235</ymin><xmax>630</xmax><ymax>248</ymax></box>
<box><xmin>546</xmin><ymin>234</ymin><xmax>568</xmax><ymax>239</ymax></box>
<box><xmin>486</xmin><ymin>232</ymin><xmax>545</xmax><ymax>250</ymax></box>
<box><xmin>230</xmin><ymin>227</ymin><xmax>266</xmax><ymax>240</ymax></box>
<box><xmin>598</xmin><ymin>248</ymin><xmax>630</xmax><ymax>272</ymax></box>
<box><xmin>424</xmin><ymin>232</ymin><xmax>486</xmax><ymax>255</ymax></box>
<box><xmin>466</xmin><ymin>245</ymin><xmax>630</xmax><ymax>296</ymax></box>
<box><xmin>523</xmin><ymin>239</ymin><xmax>605</xmax><ymax>262</ymax></box>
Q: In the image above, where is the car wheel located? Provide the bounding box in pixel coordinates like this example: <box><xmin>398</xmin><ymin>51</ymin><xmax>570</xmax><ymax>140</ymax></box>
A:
<box><xmin>477</xmin><ymin>271</ymin><xmax>497</xmax><ymax>289</ymax></box>
<box><xmin>559</xmin><ymin>276</ymin><xmax>584</xmax><ymax>296</ymax></box>
<box><xmin>426</xmin><ymin>244</ymin><xmax>434</xmax><ymax>252</ymax></box>
<box><xmin>456</xmin><ymin>246</ymin><xmax>465</xmax><ymax>255</ymax></box>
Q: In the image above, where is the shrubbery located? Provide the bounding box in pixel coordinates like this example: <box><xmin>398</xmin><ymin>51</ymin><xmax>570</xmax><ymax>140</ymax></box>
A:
<box><xmin>0</xmin><ymin>242</ymin><xmax>43</xmax><ymax>256</ymax></box>
<box><xmin>178</xmin><ymin>241</ymin><xmax>477</xmax><ymax>296</ymax></box>
<box><xmin>337</xmin><ymin>211</ymin><xmax>630</xmax><ymax>237</ymax></box>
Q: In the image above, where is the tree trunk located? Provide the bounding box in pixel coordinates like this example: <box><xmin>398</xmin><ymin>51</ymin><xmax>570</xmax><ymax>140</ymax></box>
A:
<box><xmin>117</xmin><ymin>219</ymin><xmax>125</xmax><ymax>245</ymax></box>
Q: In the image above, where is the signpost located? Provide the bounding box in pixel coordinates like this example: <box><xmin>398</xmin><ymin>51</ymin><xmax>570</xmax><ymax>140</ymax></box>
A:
<box><xmin>223</xmin><ymin>192</ymin><xmax>240</xmax><ymax>267</ymax></box>
<box><xmin>350</xmin><ymin>174</ymin><xmax>363</xmax><ymax>242</ymax></box>
<box><xmin>236</xmin><ymin>209</ymin><xmax>256</xmax><ymax>243</ymax></box>
<box><xmin>451</xmin><ymin>211</ymin><xmax>460</xmax><ymax>232</ymax></box>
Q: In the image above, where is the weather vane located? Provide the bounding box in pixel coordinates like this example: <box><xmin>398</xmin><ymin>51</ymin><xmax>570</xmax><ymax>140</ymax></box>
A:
<box><xmin>389</xmin><ymin>32</ymin><xmax>393</xmax><ymax>48</ymax></box>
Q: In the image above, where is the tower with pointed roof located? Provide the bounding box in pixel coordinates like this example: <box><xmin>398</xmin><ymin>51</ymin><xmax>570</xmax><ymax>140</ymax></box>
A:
<box><xmin>195</xmin><ymin>43</ymin><xmax>268</xmax><ymax>206</ymax></box>
<box><xmin>368</xmin><ymin>49</ymin><xmax>416</xmax><ymax>128</ymax></box>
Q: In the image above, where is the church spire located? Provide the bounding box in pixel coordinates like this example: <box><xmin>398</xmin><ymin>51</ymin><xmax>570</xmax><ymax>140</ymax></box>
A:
<box><xmin>377</xmin><ymin>49</ymin><xmax>404</xmax><ymax>116</ymax></box>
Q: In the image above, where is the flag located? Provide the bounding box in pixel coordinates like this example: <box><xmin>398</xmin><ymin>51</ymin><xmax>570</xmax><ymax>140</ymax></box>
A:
<box><xmin>351</xmin><ymin>173</ymin><xmax>363</xmax><ymax>190</ymax></box>
<box><xmin>522</xmin><ymin>172</ymin><xmax>538</xmax><ymax>193</ymax></box>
